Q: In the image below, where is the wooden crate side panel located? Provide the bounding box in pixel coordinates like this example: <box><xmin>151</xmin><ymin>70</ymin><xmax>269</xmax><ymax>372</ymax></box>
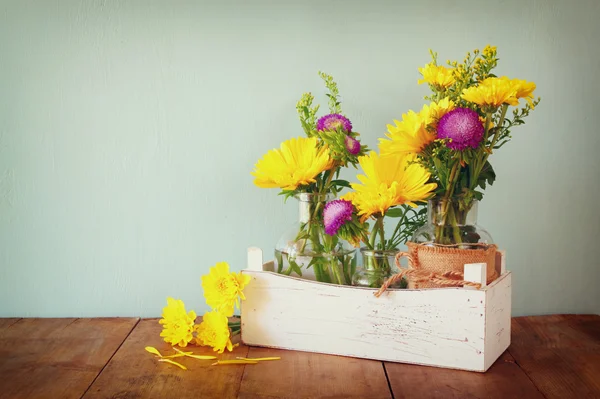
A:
<box><xmin>241</xmin><ymin>271</ymin><xmax>487</xmax><ymax>371</ymax></box>
<box><xmin>484</xmin><ymin>272</ymin><xmax>512</xmax><ymax>371</ymax></box>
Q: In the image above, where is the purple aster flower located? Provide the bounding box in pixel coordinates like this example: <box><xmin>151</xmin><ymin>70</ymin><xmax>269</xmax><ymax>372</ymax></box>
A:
<box><xmin>323</xmin><ymin>199</ymin><xmax>354</xmax><ymax>236</ymax></box>
<box><xmin>344</xmin><ymin>135</ymin><xmax>361</xmax><ymax>155</ymax></box>
<box><xmin>316</xmin><ymin>114</ymin><xmax>353</xmax><ymax>132</ymax></box>
<box><xmin>437</xmin><ymin>108</ymin><xmax>484</xmax><ymax>151</ymax></box>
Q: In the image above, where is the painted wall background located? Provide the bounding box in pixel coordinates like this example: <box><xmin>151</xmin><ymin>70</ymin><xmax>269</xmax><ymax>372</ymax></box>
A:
<box><xmin>0</xmin><ymin>0</ymin><xmax>598</xmax><ymax>317</ymax></box>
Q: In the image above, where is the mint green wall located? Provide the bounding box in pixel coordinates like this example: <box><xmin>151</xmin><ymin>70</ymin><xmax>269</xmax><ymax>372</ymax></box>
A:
<box><xmin>1</xmin><ymin>0</ymin><xmax>598</xmax><ymax>317</ymax></box>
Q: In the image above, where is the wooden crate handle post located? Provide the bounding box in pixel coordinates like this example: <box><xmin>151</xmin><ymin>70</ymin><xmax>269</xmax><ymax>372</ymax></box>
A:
<box><xmin>495</xmin><ymin>250</ymin><xmax>507</xmax><ymax>276</ymax></box>
<box><xmin>247</xmin><ymin>247</ymin><xmax>264</xmax><ymax>271</ymax></box>
<box><xmin>464</xmin><ymin>263</ymin><xmax>487</xmax><ymax>289</ymax></box>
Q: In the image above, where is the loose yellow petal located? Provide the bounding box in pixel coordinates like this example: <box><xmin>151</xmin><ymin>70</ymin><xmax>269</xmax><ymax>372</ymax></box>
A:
<box><xmin>172</xmin><ymin>346</ymin><xmax>217</xmax><ymax>360</ymax></box>
<box><xmin>162</xmin><ymin>354</ymin><xmax>188</xmax><ymax>359</ymax></box>
<box><xmin>236</xmin><ymin>357</ymin><xmax>281</xmax><ymax>361</ymax></box>
<box><xmin>145</xmin><ymin>346</ymin><xmax>163</xmax><ymax>357</ymax></box>
<box><xmin>211</xmin><ymin>360</ymin><xmax>258</xmax><ymax>366</ymax></box>
<box><xmin>158</xmin><ymin>358</ymin><xmax>188</xmax><ymax>370</ymax></box>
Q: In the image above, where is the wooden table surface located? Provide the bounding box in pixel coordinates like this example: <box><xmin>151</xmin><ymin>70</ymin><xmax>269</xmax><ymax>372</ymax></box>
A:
<box><xmin>0</xmin><ymin>314</ymin><xmax>598</xmax><ymax>399</ymax></box>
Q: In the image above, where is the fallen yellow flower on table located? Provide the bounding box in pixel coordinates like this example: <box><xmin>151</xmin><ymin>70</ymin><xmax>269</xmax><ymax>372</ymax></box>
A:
<box><xmin>201</xmin><ymin>262</ymin><xmax>251</xmax><ymax>317</ymax></box>
<box><xmin>158</xmin><ymin>297</ymin><xmax>197</xmax><ymax>347</ymax></box>
<box><xmin>195</xmin><ymin>310</ymin><xmax>234</xmax><ymax>354</ymax></box>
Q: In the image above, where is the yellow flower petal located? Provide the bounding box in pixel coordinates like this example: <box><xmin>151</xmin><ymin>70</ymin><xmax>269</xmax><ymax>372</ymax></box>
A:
<box><xmin>211</xmin><ymin>360</ymin><xmax>258</xmax><ymax>366</ymax></box>
<box><xmin>145</xmin><ymin>346</ymin><xmax>163</xmax><ymax>357</ymax></box>
<box><xmin>158</xmin><ymin>358</ymin><xmax>188</xmax><ymax>370</ymax></box>
<box><xmin>172</xmin><ymin>346</ymin><xmax>217</xmax><ymax>360</ymax></box>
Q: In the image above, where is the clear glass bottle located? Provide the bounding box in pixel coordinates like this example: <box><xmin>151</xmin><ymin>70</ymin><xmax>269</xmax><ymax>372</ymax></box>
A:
<box><xmin>274</xmin><ymin>193</ymin><xmax>356</xmax><ymax>285</ymax></box>
<box><xmin>412</xmin><ymin>198</ymin><xmax>493</xmax><ymax>248</ymax></box>
<box><xmin>352</xmin><ymin>248</ymin><xmax>407</xmax><ymax>288</ymax></box>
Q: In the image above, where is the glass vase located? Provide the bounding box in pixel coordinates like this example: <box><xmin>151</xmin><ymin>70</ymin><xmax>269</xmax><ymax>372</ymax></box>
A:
<box><xmin>274</xmin><ymin>193</ymin><xmax>356</xmax><ymax>285</ymax></box>
<box><xmin>352</xmin><ymin>248</ymin><xmax>407</xmax><ymax>289</ymax></box>
<box><xmin>412</xmin><ymin>198</ymin><xmax>493</xmax><ymax>248</ymax></box>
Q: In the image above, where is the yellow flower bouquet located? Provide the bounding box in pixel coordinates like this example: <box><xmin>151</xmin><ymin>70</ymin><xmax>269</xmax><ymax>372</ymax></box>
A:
<box><xmin>251</xmin><ymin>73</ymin><xmax>369</xmax><ymax>285</ymax></box>
<box><xmin>379</xmin><ymin>45</ymin><xmax>540</xmax><ymax>246</ymax></box>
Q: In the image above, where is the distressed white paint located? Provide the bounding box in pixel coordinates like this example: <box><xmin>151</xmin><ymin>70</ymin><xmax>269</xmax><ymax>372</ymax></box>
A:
<box><xmin>241</xmin><ymin>251</ymin><xmax>511</xmax><ymax>372</ymax></box>
<box><xmin>464</xmin><ymin>263</ymin><xmax>487</xmax><ymax>289</ymax></box>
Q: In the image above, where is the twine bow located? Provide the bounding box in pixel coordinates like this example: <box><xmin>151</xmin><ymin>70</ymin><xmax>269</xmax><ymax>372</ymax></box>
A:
<box><xmin>374</xmin><ymin>249</ymin><xmax>484</xmax><ymax>298</ymax></box>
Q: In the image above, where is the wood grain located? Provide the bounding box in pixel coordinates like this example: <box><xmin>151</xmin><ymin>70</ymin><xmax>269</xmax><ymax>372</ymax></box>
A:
<box><xmin>83</xmin><ymin>318</ymin><xmax>250</xmax><ymax>399</ymax></box>
<box><xmin>0</xmin><ymin>318</ymin><xmax>138</xmax><ymax>399</ymax></box>
<box><xmin>385</xmin><ymin>351</ymin><xmax>543</xmax><ymax>398</ymax></box>
<box><xmin>509</xmin><ymin>314</ymin><xmax>600</xmax><ymax>399</ymax></box>
<box><xmin>238</xmin><ymin>347</ymin><xmax>392</xmax><ymax>399</ymax></box>
<box><xmin>0</xmin><ymin>318</ymin><xmax>21</xmax><ymax>332</ymax></box>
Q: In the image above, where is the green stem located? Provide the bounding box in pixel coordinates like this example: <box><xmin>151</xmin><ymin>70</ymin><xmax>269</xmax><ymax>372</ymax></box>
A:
<box><xmin>437</xmin><ymin>161</ymin><xmax>460</xmax><ymax>243</ymax></box>
<box><xmin>489</xmin><ymin>105</ymin><xmax>509</xmax><ymax>151</ymax></box>
<box><xmin>368</xmin><ymin>216</ymin><xmax>380</xmax><ymax>249</ymax></box>
<box><xmin>388</xmin><ymin>206</ymin><xmax>409</xmax><ymax>248</ymax></box>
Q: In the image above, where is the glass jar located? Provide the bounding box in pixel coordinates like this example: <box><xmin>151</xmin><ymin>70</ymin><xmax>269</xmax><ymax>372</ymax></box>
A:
<box><xmin>352</xmin><ymin>248</ymin><xmax>407</xmax><ymax>288</ymax></box>
<box><xmin>275</xmin><ymin>193</ymin><xmax>356</xmax><ymax>285</ymax></box>
<box><xmin>412</xmin><ymin>198</ymin><xmax>493</xmax><ymax>248</ymax></box>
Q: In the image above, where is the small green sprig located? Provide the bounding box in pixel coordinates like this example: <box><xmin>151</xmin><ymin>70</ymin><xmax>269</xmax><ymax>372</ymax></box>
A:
<box><xmin>319</xmin><ymin>71</ymin><xmax>342</xmax><ymax>114</ymax></box>
<box><xmin>296</xmin><ymin>92</ymin><xmax>320</xmax><ymax>137</ymax></box>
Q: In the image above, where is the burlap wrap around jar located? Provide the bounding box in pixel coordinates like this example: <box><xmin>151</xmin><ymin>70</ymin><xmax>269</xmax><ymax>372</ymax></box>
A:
<box><xmin>400</xmin><ymin>242</ymin><xmax>499</xmax><ymax>289</ymax></box>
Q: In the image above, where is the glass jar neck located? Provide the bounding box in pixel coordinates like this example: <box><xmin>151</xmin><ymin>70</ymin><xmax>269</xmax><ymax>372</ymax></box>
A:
<box><xmin>295</xmin><ymin>193</ymin><xmax>334</xmax><ymax>223</ymax></box>
<box><xmin>428</xmin><ymin>198</ymin><xmax>478</xmax><ymax>226</ymax></box>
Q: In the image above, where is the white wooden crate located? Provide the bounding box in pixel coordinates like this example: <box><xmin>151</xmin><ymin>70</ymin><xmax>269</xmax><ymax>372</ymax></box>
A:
<box><xmin>241</xmin><ymin>247</ymin><xmax>511</xmax><ymax>372</ymax></box>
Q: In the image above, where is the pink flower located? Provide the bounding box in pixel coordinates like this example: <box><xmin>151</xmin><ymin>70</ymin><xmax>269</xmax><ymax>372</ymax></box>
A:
<box><xmin>437</xmin><ymin>108</ymin><xmax>484</xmax><ymax>150</ymax></box>
<box><xmin>323</xmin><ymin>200</ymin><xmax>353</xmax><ymax>236</ymax></box>
<box><xmin>344</xmin><ymin>135</ymin><xmax>361</xmax><ymax>155</ymax></box>
<box><xmin>316</xmin><ymin>114</ymin><xmax>352</xmax><ymax>132</ymax></box>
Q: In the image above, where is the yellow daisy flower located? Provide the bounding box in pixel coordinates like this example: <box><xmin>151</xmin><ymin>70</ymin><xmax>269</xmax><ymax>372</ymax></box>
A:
<box><xmin>201</xmin><ymin>262</ymin><xmax>251</xmax><ymax>317</ymax></box>
<box><xmin>341</xmin><ymin>152</ymin><xmax>436</xmax><ymax>222</ymax></box>
<box><xmin>418</xmin><ymin>63</ymin><xmax>456</xmax><ymax>90</ymax></box>
<box><xmin>251</xmin><ymin>137</ymin><xmax>333</xmax><ymax>190</ymax></box>
<box><xmin>502</xmin><ymin>77</ymin><xmax>537</xmax><ymax>107</ymax></box>
<box><xmin>158</xmin><ymin>297</ymin><xmax>197</xmax><ymax>347</ymax></box>
<box><xmin>379</xmin><ymin>99</ymin><xmax>452</xmax><ymax>156</ymax></box>
<box><xmin>461</xmin><ymin>77</ymin><xmax>519</xmax><ymax>109</ymax></box>
<box><xmin>195</xmin><ymin>311</ymin><xmax>233</xmax><ymax>354</ymax></box>
<box><xmin>379</xmin><ymin>110</ymin><xmax>433</xmax><ymax>156</ymax></box>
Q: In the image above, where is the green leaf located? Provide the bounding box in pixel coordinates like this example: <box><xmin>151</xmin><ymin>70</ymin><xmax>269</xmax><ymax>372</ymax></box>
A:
<box><xmin>331</xmin><ymin>179</ymin><xmax>351</xmax><ymax>188</ymax></box>
<box><xmin>289</xmin><ymin>259</ymin><xmax>303</xmax><ymax>276</ymax></box>
<box><xmin>477</xmin><ymin>161</ymin><xmax>496</xmax><ymax>191</ymax></box>
<box><xmin>275</xmin><ymin>250</ymin><xmax>283</xmax><ymax>273</ymax></box>
<box><xmin>385</xmin><ymin>208</ymin><xmax>406</xmax><ymax>218</ymax></box>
